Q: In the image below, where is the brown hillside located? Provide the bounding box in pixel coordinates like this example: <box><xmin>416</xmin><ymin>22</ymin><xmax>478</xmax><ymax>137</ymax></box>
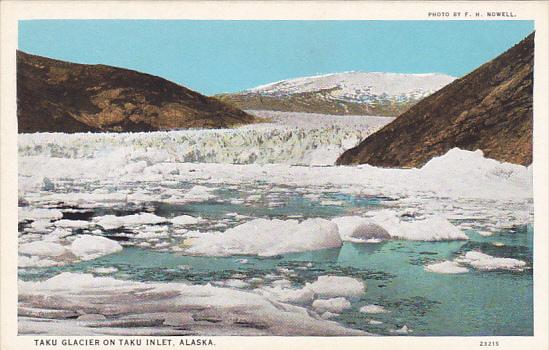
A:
<box><xmin>337</xmin><ymin>33</ymin><xmax>534</xmax><ymax>167</ymax></box>
<box><xmin>17</xmin><ymin>51</ymin><xmax>256</xmax><ymax>133</ymax></box>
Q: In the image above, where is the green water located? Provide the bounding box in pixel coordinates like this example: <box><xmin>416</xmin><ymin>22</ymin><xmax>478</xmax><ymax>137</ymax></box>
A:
<box><xmin>19</xmin><ymin>223</ymin><xmax>532</xmax><ymax>336</ymax></box>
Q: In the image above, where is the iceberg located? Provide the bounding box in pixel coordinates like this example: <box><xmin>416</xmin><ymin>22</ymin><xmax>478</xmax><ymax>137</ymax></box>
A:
<box><xmin>456</xmin><ymin>251</ymin><xmax>527</xmax><ymax>271</ymax></box>
<box><xmin>93</xmin><ymin>213</ymin><xmax>168</xmax><ymax>230</ymax></box>
<box><xmin>312</xmin><ymin>297</ymin><xmax>352</xmax><ymax>314</ymax></box>
<box><xmin>332</xmin><ymin>212</ymin><xmax>468</xmax><ymax>242</ymax></box>
<box><xmin>171</xmin><ymin>215</ymin><xmax>203</xmax><ymax>226</ymax></box>
<box><xmin>18</xmin><ymin>272</ymin><xmax>367</xmax><ymax>336</ymax></box>
<box><xmin>424</xmin><ymin>261</ymin><xmax>469</xmax><ymax>274</ymax></box>
<box><xmin>425</xmin><ymin>251</ymin><xmax>527</xmax><ymax>273</ymax></box>
<box><xmin>19</xmin><ymin>208</ymin><xmax>63</xmax><ymax>222</ymax></box>
<box><xmin>69</xmin><ymin>235</ymin><xmax>123</xmax><ymax>261</ymax></box>
<box><xmin>259</xmin><ymin>286</ymin><xmax>315</xmax><ymax>305</ymax></box>
<box><xmin>306</xmin><ymin>275</ymin><xmax>366</xmax><ymax>298</ymax></box>
<box><xmin>19</xmin><ymin>241</ymin><xmax>68</xmax><ymax>257</ymax></box>
<box><xmin>184</xmin><ymin>218</ymin><xmax>342</xmax><ymax>256</ymax></box>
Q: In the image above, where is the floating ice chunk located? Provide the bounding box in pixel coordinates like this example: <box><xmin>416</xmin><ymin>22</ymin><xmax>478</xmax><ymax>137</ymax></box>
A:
<box><xmin>478</xmin><ymin>230</ymin><xmax>495</xmax><ymax>237</ymax></box>
<box><xmin>187</xmin><ymin>185</ymin><xmax>214</xmax><ymax>198</ymax></box>
<box><xmin>392</xmin><ymin>325</ymin><xmax>412</xmax><ymax>334</ymax></box>
<box><xmin>19</xmin><ymin>208</ymin><xmax>63</xmax><ymax>222</ymax></box>
<box><xmin>214</xmin><ymin>279</ymin><xmax>249</xmax><ymax>289</ymax></box>
<box><xmin>43</xmin><ymin>228</ymin><xmax>72</xmax><ymax>242</ymax></box>
<box><xmin>261</xmin><ymin>286</ymin><xmax>315</xmax><ymax>305</ymax></box>
<box><xmin>306</xmin><ymin>275</ymin><xmax>365</xmax><ymax>298</ymax></box>
<box><xmin>54</xmin><ymin>219</ymin><xmax>92</xmax><ymax>229</ymax></box>
<box><xmin>359</xmin><ymin>304</ymin><xmax>390</xmax><ymax>314</ymax></box>
<box><xmin>424</xmin><ymin>261</ymin><xmax>469</xmax><ymax>274</ymax></box>
<box><xmin>45</xmin><ymin>192</ymin><xmax>128</xmax><ymax>206</ymax></box>
<box><xmin>271</xmin><ymin>279</ymin><xmax>293</xmax><ymax>288</ymax></box>
<box><xmin>91</xmin><ymin>267</ymin><xmax>119</xmax><ymax>274</ymax></box>
<box><xmin>18</xmin><ymin>272</ymin><xmax>366</xmax><ymax>336</ymax></box>
<box><xmin>321</xmin><ymin>311</ymin><xmax>338</xmax><ymax>320</ymax></box>
<box><xmin>457</xmin><ymin>251</ymin><xmax>527</xmax><ymax>271</ymax></box>
<box><xmin>331</xmin><ymin>216</ymin><xmax>390</xmax><ymax>242</ymax></box>
<box><xmin>30</xmin><ymin>220</ymin><xmax>53</xmax><ymax>232</ymax></box>
<box><xmin>165</xmin><ymin>186</ymin><xmax>216</xmax><ymax>203</ymax></box>
<box><xmin>19</xmin><ymin>272</ymin><xmax>134</xmax><ymax>292</ymax></box>
<box><xmin>370</xmin><ymin>211</ymin><xmax>468</xmax><ymax>241</ymax></box>
<box><xmin>312</xmin><ymin>298</ymin><xmax>351</xmax><ymax>314</ymax></box>
<box><xmin>19</xmin><ymin>241</ymin><xmax>68</xmax><ymax>257</ymax></box>
<box><xmin>93</xmin><ymin>213</ymin><xmax>168</xmax><ymax>230</ymax></box>
<box><xmin>171</xmin><ymin>215</ymin><xmax>203</xmax><ymax>226</ymax></box>
<box><xmin>332</xmin><ymin>213</ymin><xmax>467</xmax><ymax>242</ymax></box>
<box><xmin>369</xmin><ymin>319</ymin><xmax>383</xmax><ymax>325</ymax></box>
<box><xmin>185</xmin><ymin>218</ymin><xmax>342</xmax><ymax>256</ymax></box>
<box><xmin>70</xmin><ymin>235</ymin><xmax>123</xmax><ymax>261</ymax></box>
<box><xmin>320</xmin><ymin>200</ymin><xmax>344</xmax><ymax>206</ymax></box>
<box><xmin>18</xmin><ymin>255</ymin><xmax>62</xmax><ymax>268</ymax></box>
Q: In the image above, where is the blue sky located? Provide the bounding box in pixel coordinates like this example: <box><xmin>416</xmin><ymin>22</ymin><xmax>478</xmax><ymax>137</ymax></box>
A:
<box><xmin>19</xmin><ymin>20</ymin><xmax>533</xmax><ymax>95</ymax></box>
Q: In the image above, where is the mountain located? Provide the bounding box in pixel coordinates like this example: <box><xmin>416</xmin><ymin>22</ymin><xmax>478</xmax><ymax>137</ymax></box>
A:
<box><xmin>337</xmin><ymin>33</ymin><xmax>534</xmax><ymax>167</ymax></box>
<box><xmin>216</xmin><ymin>72</ymin><xmax>455</xmax><ymax>116</ymax></box>
<box><xmin>17</xmin><ymin>51</ymin><xmax>256</xmax><ymax>133</ymax></box>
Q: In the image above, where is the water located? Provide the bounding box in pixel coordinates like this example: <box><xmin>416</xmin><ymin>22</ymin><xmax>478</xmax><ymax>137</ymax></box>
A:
<box><xmin>18</xmin><ymin>192</ymin><xmax>533</xmax><ymax>336</ymax></box>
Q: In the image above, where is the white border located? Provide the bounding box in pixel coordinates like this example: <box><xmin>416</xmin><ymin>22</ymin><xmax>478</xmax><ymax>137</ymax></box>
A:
<box><xmin>1</xmin><ymin>1</ymin><xmax>548</xmax><ymax>350</ymax></box>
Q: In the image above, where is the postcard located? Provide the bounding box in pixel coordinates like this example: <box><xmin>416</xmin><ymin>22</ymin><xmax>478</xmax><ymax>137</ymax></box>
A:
<box><xmin>1</xmin><ymin>1</ymin><xmax>548</xmax><ymax>349</ymax></box>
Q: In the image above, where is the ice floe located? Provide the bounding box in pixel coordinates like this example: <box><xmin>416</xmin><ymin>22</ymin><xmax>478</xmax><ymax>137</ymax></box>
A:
<box><xmin>426</xmin><ymin>251</ymin><xmax>527</xmax><ymax>274</ymax></box>
<box><xmin>19</xmin><ymin>208</ymin><xmax>63</xmax><ymax>222</ymax></box>
<box><xmin>70</xmin><ymin>235</ymin><xmax>123</xmax><ymax>261</ymax></box>
<box><xmin>312</xmin><ymin>297</ymin><xmax>351</xmax><ymax>314</ymax></box>
<box><xmin>359</xmin><ymin>304</ymin><xmax>390</xmax><ymax>314</ymax></box>
<box><xmin>18</xmin><ymin>272</ymin><xmax>367</xmax><ymax>336</ymax></box>
<box><xmin>332</xmin><ymin>212</ymin><xmax>468</xmax><ymax>242</ymax></box>
<box><xmin>184</xmin><ymin>218</ymin><xmax>342</xmax><ymax>256</ymax></box>
<box><xmin>171</xmin><ymin>215</ymin><xmax>203</xmax><ymax>226</ymax></box>
<box><xmin>19</xmin><ymin>241</ymin><xmax>68</xmax><ymax>257</ymax></box>
<box><xmin>306</xmin><ymin>275</ymin><xmax>366</xmax><ymax>298</ymax></box>
<box><xmin>424</xmin><ymin>261</ymin><xmax>469</xmax><ymax>274</ymax></box>
<box><xmin>54</xmin><ymin>219</ymin><xmax>92</xmax><ymax>229</ymax></box>
<box><xmin>18</xmin><ymin>255</ymin><xmax>62</xmax><ymax>268</ymax></box>
<box><xmin>93</xmin><ymin>213</ymin><xmax>168</xmax><ymax>230</ymax></box>
<box><xmin>391</xmin><ymin>325</ymin><xmax>412</xmax><ymax>334</ymax></box>
<box><xmin>91</xmin><ymin>267</ymin><xmax>119</xmax><ymax>274</ymax></box>
<box><xmin>456</xmin><ymin>251</ymin><xmax>527</xmax><ymax>271</ymax></box>
<box><xmin>260</xmin><ymin>286</ymin><xmax>315</xmax><ymax>305</ymax></box>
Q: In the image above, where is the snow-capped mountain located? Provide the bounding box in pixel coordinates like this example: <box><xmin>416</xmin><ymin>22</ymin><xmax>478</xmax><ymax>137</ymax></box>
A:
<box><xmin>216</xmin><ymin>72</ymin><xmax>455</xmax><ymax>116</ymax></box>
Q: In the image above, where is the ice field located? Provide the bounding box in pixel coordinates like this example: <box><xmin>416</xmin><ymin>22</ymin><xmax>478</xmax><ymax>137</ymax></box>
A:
<box><xmin>17</xmin><ymin>111</ymin><xmax>533</xmax><ymax>335</ymax></box>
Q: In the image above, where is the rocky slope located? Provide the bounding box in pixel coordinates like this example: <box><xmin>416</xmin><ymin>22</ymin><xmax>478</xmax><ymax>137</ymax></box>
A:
<box><xmin>17</xmin><ymin>51</ymin><xmax>256</xmax><ymax>133</ymax></box>
<box><xmin>216</xmin><ymin>72</ymin><xmax>455</xmax><ymax>116</ymax></box>
<box><xmin>337</xmin><ymin>33</ymin><xmax>534</xmax><ymax>167</ymax></box>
